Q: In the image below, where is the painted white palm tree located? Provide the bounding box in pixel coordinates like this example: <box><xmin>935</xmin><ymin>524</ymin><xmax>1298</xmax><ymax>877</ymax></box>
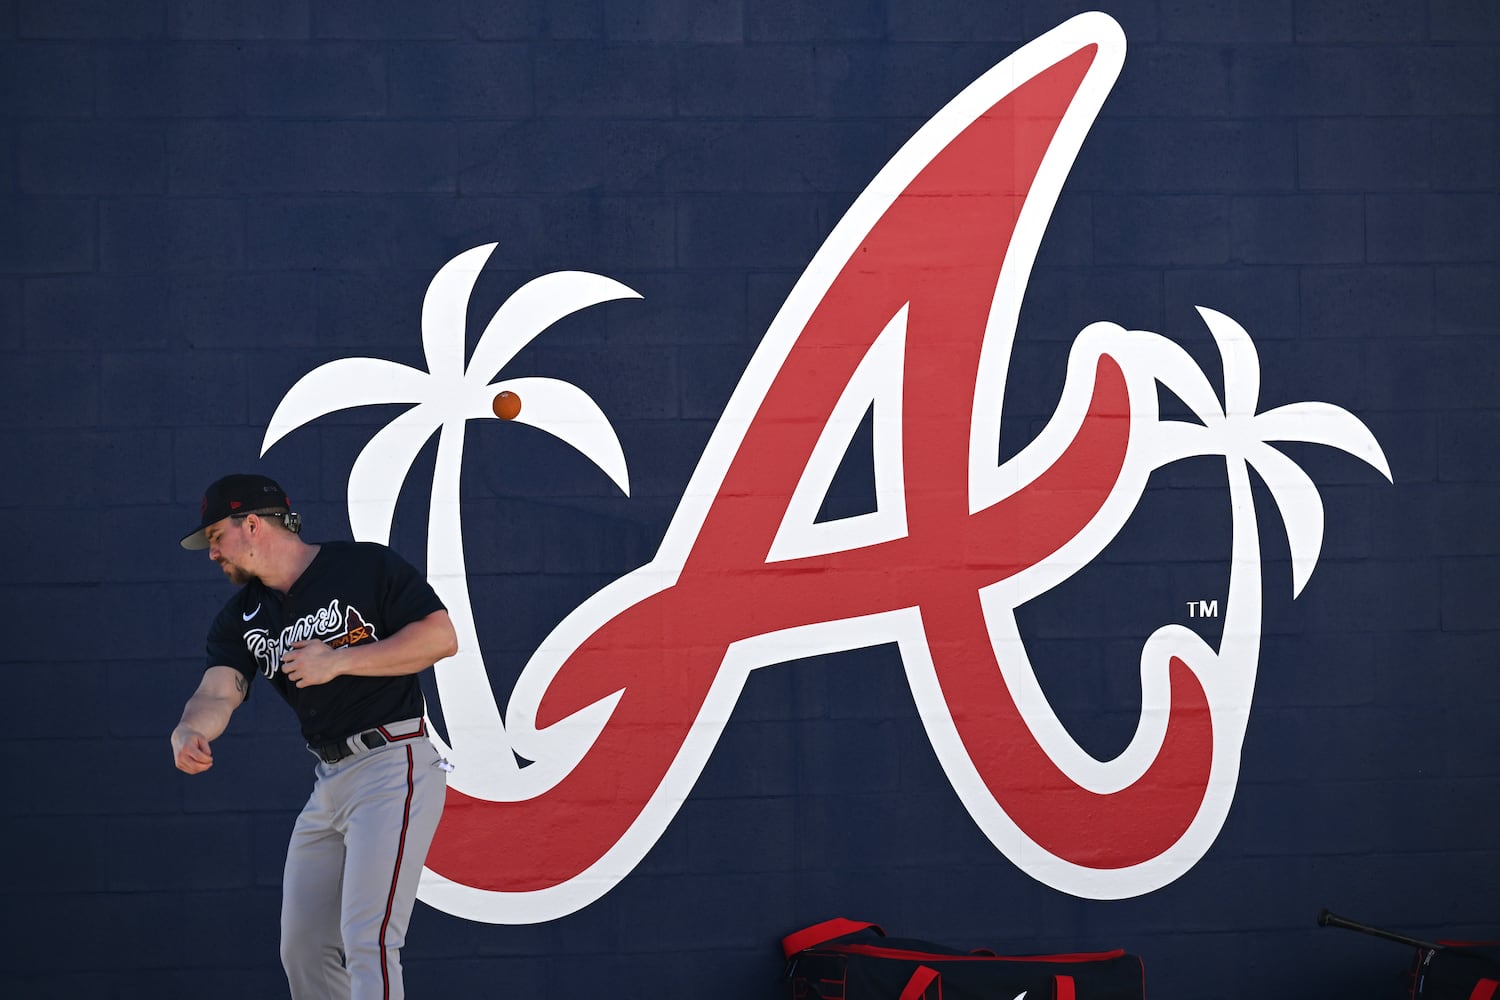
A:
<box><xmin>1138</xmin><ymin>308</ymin><xmax>1393</xmax><ymax>833</ymax></box>
<box><xmin>261</xmin><ymin>243</ymin><xmax>639</xmax><ymax>797</ymax></box>
<box><xmin>1189</xmin><ymin>306</ymin><xmax>1391</xmax><ymax>589</ymax></box>
<box><xmin>978</xmin><ymin>306</ymin><xmax>1392</xmax><ymax>897</ymax></box>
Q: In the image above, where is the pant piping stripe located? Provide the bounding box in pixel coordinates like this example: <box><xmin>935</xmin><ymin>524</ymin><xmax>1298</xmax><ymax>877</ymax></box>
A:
<box><xmin>378</xmin><ymin>744</ymin><xmax>416</xmax><ymax>1000</ymax></box>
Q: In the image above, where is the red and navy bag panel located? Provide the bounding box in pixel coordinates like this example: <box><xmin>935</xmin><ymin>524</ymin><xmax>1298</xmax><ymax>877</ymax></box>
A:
<box><xmin>1413</xmin><ymin>942</ymin><xmax>1500</xmax><ymax>999</ymax></box>
<box><xmin>782</xmin><ymin>919</ymin><xmax>1145</xmax><ymax>999</ymax></box>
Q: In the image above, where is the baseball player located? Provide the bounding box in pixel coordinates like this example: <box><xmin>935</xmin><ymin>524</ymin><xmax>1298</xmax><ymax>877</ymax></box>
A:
<box><xmin>170</xmin><ymin>473</ymin><xmax>458</xmax><ymax>1000</ymax></box>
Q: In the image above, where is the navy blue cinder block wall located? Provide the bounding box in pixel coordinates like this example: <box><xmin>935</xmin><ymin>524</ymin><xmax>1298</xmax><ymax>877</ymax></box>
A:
<box><xmin>3</xmin><ymin>1</ymin><xmax>1497</xmax><ymax>997</ymax></box>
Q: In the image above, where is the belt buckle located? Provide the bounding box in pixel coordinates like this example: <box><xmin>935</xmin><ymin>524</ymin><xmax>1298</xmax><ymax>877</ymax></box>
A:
<box><xmin>308</xmin><ymin>741</ymin><xmax>348</xmax><ymax>764</ymax></box>
<box><xmin>309</xmin><ymin>727</ymin><xmax>393</xmax><ymax>765</ymax></box>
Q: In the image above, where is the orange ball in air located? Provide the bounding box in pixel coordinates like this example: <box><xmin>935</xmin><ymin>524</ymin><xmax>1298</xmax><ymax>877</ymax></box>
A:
<box><xmin>491</xmin><ymin>391</ymin><xmax>522</xmax><ymax>420</ymax></box>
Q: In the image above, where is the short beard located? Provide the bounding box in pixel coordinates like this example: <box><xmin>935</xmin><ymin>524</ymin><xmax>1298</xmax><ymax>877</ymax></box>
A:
<box><xmin>220</xmin><ymin>561</ymin><xmax>255</xmax><ymax>586</ymax></box>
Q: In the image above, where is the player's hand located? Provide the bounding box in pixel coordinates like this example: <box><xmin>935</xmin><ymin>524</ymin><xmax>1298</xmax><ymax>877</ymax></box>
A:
<box><xmin>281</xmin><ymin>640</ymin><xmax>342</xmax><ymax>688</ymax></box>
<box><xmin>172</xmin><ymin>726</ymin><xmax>214</xmax><ymax>774</ymax></box>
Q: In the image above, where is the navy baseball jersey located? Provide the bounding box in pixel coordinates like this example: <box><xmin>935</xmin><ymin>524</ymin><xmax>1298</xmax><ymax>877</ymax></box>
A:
<box><xmin>206</xmin><ymin>541</ymin><xmax>447</xmax><ymax>744</ymax></box>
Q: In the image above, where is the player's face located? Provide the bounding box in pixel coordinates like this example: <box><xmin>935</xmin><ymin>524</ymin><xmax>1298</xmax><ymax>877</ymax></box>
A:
<box><xmin>205</xmin><ymin>517</ymin><xmax>254</xmax><ymax>585</ymax></box>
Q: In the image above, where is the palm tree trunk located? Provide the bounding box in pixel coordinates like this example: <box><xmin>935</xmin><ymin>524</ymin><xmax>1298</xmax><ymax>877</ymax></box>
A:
<box><xmin>1215</xmin><ymin>452</ymin><xmax>1264</xmax><ymax>740</ymax></box>
<box><xmin>424</xmin><ymin>422</ymin><xmax>520</xmax><ymax>794</ymax></box>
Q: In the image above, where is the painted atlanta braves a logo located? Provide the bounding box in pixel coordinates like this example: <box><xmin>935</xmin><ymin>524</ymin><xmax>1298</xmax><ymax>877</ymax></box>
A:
<box><xmin>262</xmin><ymin>13</ymin><xmax>1390</xmax><ymax>923</ymax></box>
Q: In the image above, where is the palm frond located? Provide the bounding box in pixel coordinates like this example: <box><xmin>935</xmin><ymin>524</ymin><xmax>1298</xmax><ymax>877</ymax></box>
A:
<box><xmin>347</xmin><ymin>403</ymin><xmax>443</xmax><ymax>543</ymax></box>
<box><xmin>467</xmin><ymin>271</ymin><xmax>641</xmax><ymax>387</ymax></box>
<box><xmin>493</xmin><ymin>377</ymin><xmax>631</xmax><ymax>496</ymax></box>
<box><xmin>1252</xmin><ymin>402</ymin><xmax>1392</xmax><ymax>481</ymax></box>
<box><xmin>423</xmin><ymin>243</ymin><xmax>499</xmax><ymax>382</ymax></box>
<box><xmin>261</xmin><ymin>358</ymin><xmax>431</xmax><ymax>455</ymax></box>
<box><xmin>1245</xmin><ymin>444</ymin><xmax>1327</xmax><ymax>597</ymax></box>
<box><xmin>1196</xmin><ymin>306</ymin><xmax>1261</xmax><ymax>418</ymax></box>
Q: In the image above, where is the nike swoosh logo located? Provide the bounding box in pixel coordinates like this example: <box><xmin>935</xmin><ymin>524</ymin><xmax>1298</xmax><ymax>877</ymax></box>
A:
<box><xmin>243</xmin><ymin>604</ymin><xmax>261</xmax><ymax>622</ymax></box>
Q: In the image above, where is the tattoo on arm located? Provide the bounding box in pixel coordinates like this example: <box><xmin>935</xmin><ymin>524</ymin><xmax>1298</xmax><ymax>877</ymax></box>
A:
<box><xmin>235</xmin><ymin>673</ymin><xmax>248</xmax><ymax>701</ymax></box>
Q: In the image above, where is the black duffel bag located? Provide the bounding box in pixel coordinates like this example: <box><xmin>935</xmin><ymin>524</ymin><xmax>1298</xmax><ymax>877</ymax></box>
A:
<box><xmin>1409</xmin><ymin>940</ymin><xmax>1500</xmax><ymax>999</ymax></box>
<box><xmin>782</xmin><ymin>918</ymin><xmax>1145</xmax><ymax>999</ymax></box>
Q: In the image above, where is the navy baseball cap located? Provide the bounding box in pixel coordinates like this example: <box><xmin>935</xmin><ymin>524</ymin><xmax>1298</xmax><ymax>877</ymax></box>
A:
<box><xmin>180</xmin><ymin>473</ymin><xmax>292</xmax><ymax>550</ymax></box>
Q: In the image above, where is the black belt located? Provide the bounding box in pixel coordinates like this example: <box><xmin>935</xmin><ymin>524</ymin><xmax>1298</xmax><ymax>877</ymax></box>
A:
<box><xmin>307</xmin><ymin>719</ymin><xmax>425</xmax><ymax>765</ymax></box>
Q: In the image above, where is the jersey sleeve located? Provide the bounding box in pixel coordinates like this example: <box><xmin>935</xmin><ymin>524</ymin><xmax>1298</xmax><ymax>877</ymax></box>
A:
<box><xmin>375</xmin><ymin>545</ymin><xmax>448</xmax><ymax>633</ymax></box>
<box><xmin>205</xmin><ymin>596</ymin><xmax>259</xmax><ymax>688</ymax></box>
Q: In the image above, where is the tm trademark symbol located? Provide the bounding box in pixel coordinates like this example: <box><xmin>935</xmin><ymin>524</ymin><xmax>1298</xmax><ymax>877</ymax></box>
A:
<box><xmin>1187</xmin><ymin>599</ymin><xmax>1219</xmax><ymax>619</ymax></box>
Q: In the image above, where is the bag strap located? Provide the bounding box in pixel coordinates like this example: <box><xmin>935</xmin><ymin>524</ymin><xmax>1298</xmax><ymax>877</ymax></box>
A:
<box><xmin>780</xmin><ymin>918</ymin><xmax>884</xmax><ymax>959</ymax></box>
<box><xmin>892</xmin><ymin>967</ymin><xmax>1080</xmax><ymax>1000</ymax></box>
<box><xmin>898</xmin><ymin>965</ymin><xmax>941</xmax><ymax>1000</ymax></box>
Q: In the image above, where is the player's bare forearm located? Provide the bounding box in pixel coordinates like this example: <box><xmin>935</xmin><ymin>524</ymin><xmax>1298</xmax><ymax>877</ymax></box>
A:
<box><xmin>171</xmin><ymin>666</ymin><xmax>247</xmax><ymax>773</ymax></box>
<box><xmin>281</xmin><ymin>610</ymin><xmax>458</xmax><ymax>689</ymax></box>
<box><xmin>176</xmin><ymin>690</ymin><xmax>238</xmax><ymax>740</ymax></box>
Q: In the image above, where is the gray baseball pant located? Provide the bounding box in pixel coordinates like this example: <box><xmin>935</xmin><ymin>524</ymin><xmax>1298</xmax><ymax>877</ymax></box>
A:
<box><xmin>281</xmin><ymin>726</ymin><xmax>447</xmax><ymax>1000</ymax></box>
